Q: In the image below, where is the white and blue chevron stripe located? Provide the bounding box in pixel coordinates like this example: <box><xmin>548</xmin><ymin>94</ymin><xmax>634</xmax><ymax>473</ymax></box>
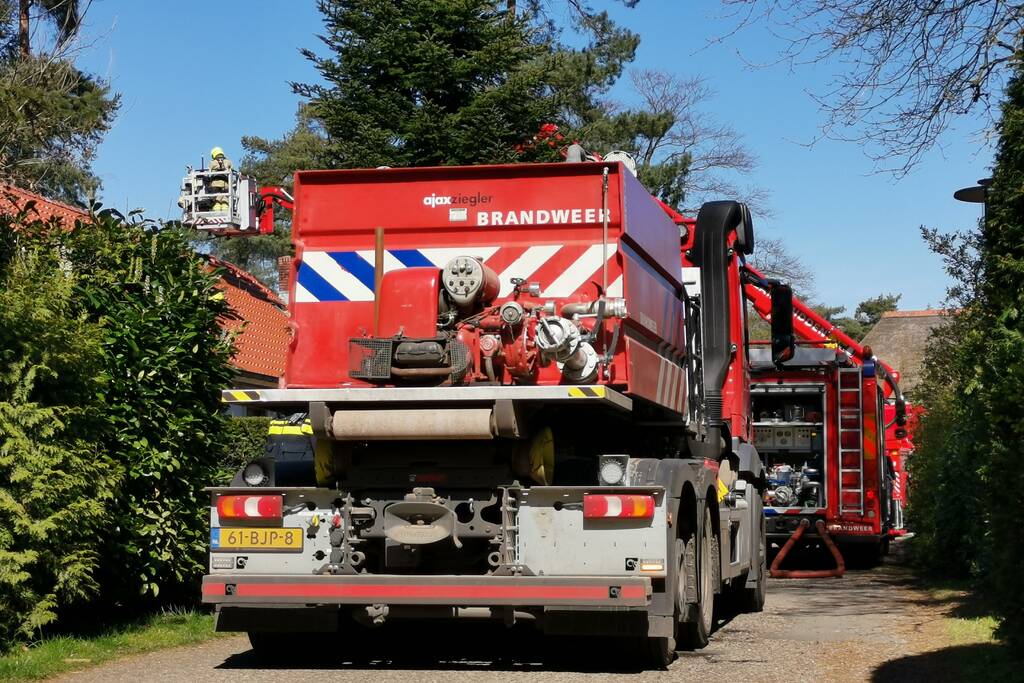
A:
<box><xmin>295</xmin><ymin>247</ymin><xmax>499</xmax><ymax>303</ymax></box>
<box><xmin>294</xmin><ymin>244</ymin><xmax>622</xmax><ymax>303</ymax></box>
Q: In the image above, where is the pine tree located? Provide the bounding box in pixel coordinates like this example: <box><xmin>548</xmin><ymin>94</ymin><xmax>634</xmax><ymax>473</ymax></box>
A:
<box><xmin>294</xmin><ymin>0</ymin><xmax>561</xmax><ymax>167</ymax></box>
<box><xmin>0</xmin><ymin>1</ymin><xmax>119</xmax><ymax>205</ymax></box>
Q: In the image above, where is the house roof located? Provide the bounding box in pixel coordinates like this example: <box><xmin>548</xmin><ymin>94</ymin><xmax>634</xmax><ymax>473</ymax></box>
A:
<box><xmin>207</xmin><ymin>257</ymin><xmax>289</xmax><ymax>381</ymax></box>
<box><xmin>0</xmin><ymin>184</ymin><xmax>88</xmax><ymax>225</ymax></box>
<box><xmin>1</xmin><ymin>183</ymin><xmax>289</xmax><ymax>381</ymax></box>
<box><xmin>861</xmin><ymin>309</ymin><xmax>950</xmax><ymax>396</ymax></box>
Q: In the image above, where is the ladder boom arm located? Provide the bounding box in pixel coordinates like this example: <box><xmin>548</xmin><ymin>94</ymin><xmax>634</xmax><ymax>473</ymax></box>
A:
<box><xmin>742</xmin><ymin>263</ymin><xmax>905</xmax><ymax>409</ymax></box>
<box><xmin>743</xmin><ymin>263</ymin><xmax>868</xmax><ymax>362</ymax></box>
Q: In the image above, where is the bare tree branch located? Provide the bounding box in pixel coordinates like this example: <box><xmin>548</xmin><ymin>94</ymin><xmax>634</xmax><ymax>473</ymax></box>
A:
<box><xmin>626</xmin><ymin>68</ymin><xmax>772</xmax><ymax>214</ymax></box>
<box><xmin>749</xmin><ymin>235</ymin><xmax>816</xmax><ymax>296</ymax></box>
<box><xmin>716</xmin><ymin>0</ymin><xmax>1024</xmax><ymax>174</ymax></box>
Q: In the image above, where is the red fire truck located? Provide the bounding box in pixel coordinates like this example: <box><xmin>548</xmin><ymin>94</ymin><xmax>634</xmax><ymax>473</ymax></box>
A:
<box><xmin>189</xmin><ymin>160</ymin><xmax>793</xmax><ymax>666</ymax></box>
<box><xmin>884</xmin><ymin>401</ymin><xmax>921</xmax><ymax>536</ymax></box>
<box><xmin>741</xmin><ymin>266</ymin><xmax>908</xmax><ymax>568</ymax></box>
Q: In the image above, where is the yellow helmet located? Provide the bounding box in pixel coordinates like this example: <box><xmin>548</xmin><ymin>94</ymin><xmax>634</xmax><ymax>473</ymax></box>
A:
<box><xmin>210</xmin><ymin>146</ymin><xmax>225</xmax><ymax>159</ymax></box>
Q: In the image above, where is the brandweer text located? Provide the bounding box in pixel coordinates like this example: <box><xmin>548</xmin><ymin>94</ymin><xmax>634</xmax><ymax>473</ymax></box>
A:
<box><xmin>477</xmin><ymin>208</ymin><xmax>610</xmax><ymax>226</ymax></box>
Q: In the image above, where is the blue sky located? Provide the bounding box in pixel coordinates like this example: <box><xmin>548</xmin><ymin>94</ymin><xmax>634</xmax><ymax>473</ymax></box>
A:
<box><xmin>75</xmin><ymin>0</ymin><xmax>992</xmax><ymax>313</ymax></box>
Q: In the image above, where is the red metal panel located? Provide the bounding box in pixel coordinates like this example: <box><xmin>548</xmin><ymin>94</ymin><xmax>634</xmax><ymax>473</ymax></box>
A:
<box><xmin>625</xmin><ymin>338</ymin><xmax>686</xmax><ymax>413</ymax></box>
<box><xmin>377</xmin><ymin>268</ymin><xmax>440</xmax><ymax>338</ymax></box>
<box><xmin>293</xmin><ymin>163</ymin><xmax>623</xmax><ymax>238</ymax></box>
<box><xmin>620</xmin><ymin>170</ymin><xmax>683</xmax><ymax>287</ymax></box>
<box><xmin>284</xmin><ymin>163</ymin><xmax>686</xmax><ymax>389</ymax></box>
<box><xmin>621</xmin><ymin>242</ymin><xmax>685</xmax><ymax>352</ymax></box>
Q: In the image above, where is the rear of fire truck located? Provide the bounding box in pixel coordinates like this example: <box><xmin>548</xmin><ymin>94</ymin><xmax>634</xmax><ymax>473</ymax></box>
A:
<box><xmin>739</xmin><ymin>268</ymin><xmax>908</xmax><ymax>572</ymax></box>
<box><xmin>201</xmin><ymin>161</ymin><xmax>784</xmax><ymax>667</ymax></box>
<box><xmin>749</xmin><ymin>345</ymin><xmax>896</xmax><ymax>567</ymax></box>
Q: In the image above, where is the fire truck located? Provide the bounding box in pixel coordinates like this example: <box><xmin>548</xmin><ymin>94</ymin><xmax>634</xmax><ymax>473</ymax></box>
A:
<box><xmin>884</xmin><ymin>401</ymin><xmax>921</xmax><ymax>535</ymax></box>
<box><xmin>741</xmin><ymin>267</ymin><xmax>909</xmax><ymax>570</ymax></box>
<box><xmin>184</xmin><ymin>158</ymin><xmax>792</xmax><ymax>666</ymax></box>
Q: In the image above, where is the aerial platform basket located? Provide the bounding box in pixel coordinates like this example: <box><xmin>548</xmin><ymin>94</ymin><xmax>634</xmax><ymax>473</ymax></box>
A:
<box><xmin>179</xmin><ymin>167</ymin><xmax>261</xmax><ymax>235</ymax></box>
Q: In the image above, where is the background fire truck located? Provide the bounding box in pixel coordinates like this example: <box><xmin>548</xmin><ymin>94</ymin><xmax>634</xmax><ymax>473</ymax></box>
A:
<box><xmin>743</xmin><ymin>270</ymin><xmax>909</xmax><ymax>572</ymax></box>
<box><xmin>182</xmin><ymin>157</ymin><xmax>794</xmax><ymax>667</ymax></box>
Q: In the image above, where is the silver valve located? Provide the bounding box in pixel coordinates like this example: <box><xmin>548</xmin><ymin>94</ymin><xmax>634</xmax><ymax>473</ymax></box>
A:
<box><xmin>535</xmin><ymin>317</ymin><xmax>599</xmax><ymax>384</ymax></box>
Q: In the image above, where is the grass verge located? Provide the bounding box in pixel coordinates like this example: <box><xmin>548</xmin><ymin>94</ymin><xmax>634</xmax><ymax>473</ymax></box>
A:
<box><xmin>910</xmin><ymin>569</ymin><xmax>1020</xmax><ymax>679</ymax></box>
<box><xmin>0</xmin><ymin>608</ymin><xmax>230</xmax><ymax>681</ymax></box>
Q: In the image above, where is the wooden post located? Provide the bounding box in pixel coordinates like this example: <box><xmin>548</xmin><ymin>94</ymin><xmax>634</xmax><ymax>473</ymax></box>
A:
<box><xmin>374</xmin><ymin>226</ymin><xmax>384</xmax><ymax>336</ymax></box>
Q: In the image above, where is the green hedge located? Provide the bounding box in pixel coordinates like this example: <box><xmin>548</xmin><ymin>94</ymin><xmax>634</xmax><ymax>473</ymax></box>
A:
<box><xmin>221</xmin><ymin>417</ymin><xmax>272</xmax><ymax>479</ymax></box>
<box><xmin>913</xmin><ymin>56</ymin><xmax>1024</xmax><ymax>650</ymax></box>
<box><xmin>0</xmin><ymin>207</ymin><xmax>233</xmax><ymax>650</ymax></box>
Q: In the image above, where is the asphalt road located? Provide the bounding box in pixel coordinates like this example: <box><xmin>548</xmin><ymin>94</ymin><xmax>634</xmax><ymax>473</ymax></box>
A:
<box><xmin>54</xmin><ymin>549</ymin><xmax>955</xmax><ymax>683</ymax></box>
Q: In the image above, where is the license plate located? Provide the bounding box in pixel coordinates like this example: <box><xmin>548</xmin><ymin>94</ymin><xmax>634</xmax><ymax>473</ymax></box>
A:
<box><xmin>211</xmin><ymin>527</ymin><xmax>303</xmax><ymax>552</ymax></box>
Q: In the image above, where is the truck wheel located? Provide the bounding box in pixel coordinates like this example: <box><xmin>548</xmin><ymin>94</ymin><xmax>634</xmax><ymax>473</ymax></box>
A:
<box><xmin>639</xmin><ymin>634</ymin><xmax>675</xmax><ymax>669</ymax></box>
<box><xmin>739</xmin><ymin>491</ymin><xmax>766</xmax><ymax>613</ymax></box>
<box><xmin>678</xmin><ymin>504</ymin><xmax>715</xmax><ymax>649</ymax></box>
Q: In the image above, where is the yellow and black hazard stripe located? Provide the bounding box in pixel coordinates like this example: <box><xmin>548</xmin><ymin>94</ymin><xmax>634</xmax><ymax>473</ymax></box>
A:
<box><xmin>222</xmin><ymin>389</ymin><xmax>261</xmax><ymax>403</ymax></box>
<box><xmin>567</xmin><ymin>386</ymin><xmax>607</xmax><ymax>398</ymax></box>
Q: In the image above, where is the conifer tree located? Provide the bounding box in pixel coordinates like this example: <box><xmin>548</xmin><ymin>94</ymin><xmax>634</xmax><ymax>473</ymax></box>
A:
<box><xmin>974</xmin><ymin>55</ymin><xmax>1024</xmax><ymax>649</ymax></box>
<box><xmin>294</xmin><ymin>0</ymin><xmax>561</xmax><ymax>167</ymax></box>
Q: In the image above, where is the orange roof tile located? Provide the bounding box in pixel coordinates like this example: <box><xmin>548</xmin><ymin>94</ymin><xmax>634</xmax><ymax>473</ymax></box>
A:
<box><xmin>206</xmin><ymin>257</ymin><xmax>289</xmax><ymax>380</ymax></box>
<box><xmin>0</xmin><ymin>184</ymin><xmax>88</xmax><ymax>225</ymax></box>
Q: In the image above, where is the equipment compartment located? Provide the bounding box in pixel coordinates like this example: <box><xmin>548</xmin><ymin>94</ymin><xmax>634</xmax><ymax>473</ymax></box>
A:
<box><xmin>752</xmin><ymin>384</ymin><xmax>827</xmax><ymax>510</ymax></box>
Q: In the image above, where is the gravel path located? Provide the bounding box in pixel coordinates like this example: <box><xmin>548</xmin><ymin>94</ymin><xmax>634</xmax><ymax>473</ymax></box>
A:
<box><xmin>54</xmin><ymin>548</ymin><xmax>954</xmax><ymax>683</ymax></box>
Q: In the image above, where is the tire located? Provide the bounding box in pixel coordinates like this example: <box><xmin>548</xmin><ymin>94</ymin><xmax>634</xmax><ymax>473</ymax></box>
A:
<box><xmin>678</xmin><ymin>505</ymin><xmax>715</xmax><ymax>649</ymax></box>
<box><xmin>641</xmin><ymin>635</ymin><xmax>675</xmax><ymax>669</ymax></box>
<box><xmin>840</xmin><ymin>542</ymin><xmax>883</xmax><ymax>569</ymax></box>
<box><xmin>738</xmin><ymin>491</ymin><xmax>766</xmax><ymax>613</ymax></box>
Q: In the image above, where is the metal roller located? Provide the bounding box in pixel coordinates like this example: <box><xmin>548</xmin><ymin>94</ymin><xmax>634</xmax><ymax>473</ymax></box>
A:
<box><xmin>329</xmin><ymin>408</ymin><xmax>494</xmax><ymax>440</ymax></box>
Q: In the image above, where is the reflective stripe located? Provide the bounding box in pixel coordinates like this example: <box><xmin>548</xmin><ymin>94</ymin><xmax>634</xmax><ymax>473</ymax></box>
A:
<box><xmin>268</xmin><ymin>422</ymin><xmax>313</xmax><ymax>436</ymax></box>
<box><xmin>295</xmin><ymin>246</ymin><xmax>619</xmax><ymax>302</ymax></box>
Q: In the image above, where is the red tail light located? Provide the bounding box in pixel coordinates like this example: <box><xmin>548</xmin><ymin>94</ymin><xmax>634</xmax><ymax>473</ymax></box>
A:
<box><xmin>583</xmin><ymin>494</ymin><xmax>655</xmax><ymax>519</ymax></box>
<box><xmin>217</xmin><ymin>495</ymin><xmax>283</xmax><ymax>520</ymax></box>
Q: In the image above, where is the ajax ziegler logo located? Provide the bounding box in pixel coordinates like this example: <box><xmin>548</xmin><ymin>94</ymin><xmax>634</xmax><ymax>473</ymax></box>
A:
<box><xmin>423</xmin><ymin>193</ymin><xmax>453</xmax><ymax>207</ymax></box>
<box><xmin>423</xmin><ymin>192</ymin><xmax>492</xmax><ymax>208</ymax></box>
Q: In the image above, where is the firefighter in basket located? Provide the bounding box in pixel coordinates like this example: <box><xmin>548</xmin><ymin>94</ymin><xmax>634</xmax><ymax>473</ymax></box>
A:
<box><xmin>209</xmin><ymin>146</ymin><xmax>232</xmax><ymax>212</ymax></box>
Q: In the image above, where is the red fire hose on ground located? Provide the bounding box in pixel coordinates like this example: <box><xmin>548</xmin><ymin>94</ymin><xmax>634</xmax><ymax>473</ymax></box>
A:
<box><xmin>769</xmin><ymin>518</ymin><xmax>846</xmax><ymax>578</ymax></box>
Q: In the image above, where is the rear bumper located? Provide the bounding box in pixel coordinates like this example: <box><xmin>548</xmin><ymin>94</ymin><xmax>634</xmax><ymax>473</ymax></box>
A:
<box><xmin>202</xmin><ymin>574</ymin><xmax>652</xmax><ymax>608</ymax></box>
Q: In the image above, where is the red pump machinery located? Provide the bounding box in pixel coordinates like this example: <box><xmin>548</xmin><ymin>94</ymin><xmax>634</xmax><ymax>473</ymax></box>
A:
<box><xmin>200</xmin><ymin>161</ymin><xmax>793</xmax><ymax>667</ymax></box>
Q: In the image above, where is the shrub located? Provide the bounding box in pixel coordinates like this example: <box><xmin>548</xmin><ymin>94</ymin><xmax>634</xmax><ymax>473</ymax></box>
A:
<box><xmin>0</xmin><ymin>207</ymin><xmax>234</xmax><ymax>649</ymax></box>
<box><xmin>0</xmin><ymin>235</ymin><xmax>119</xmax><ymax>644</ymax></box>
<box><xmin>221</xmin><ymin>417</ymin><xmax>272</xmax><ymax>479</ymax></box>
<box><xmin>914</xmin><ymin>55</ymin><xmax>1024</xmax><ymax>649</ymax></box>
